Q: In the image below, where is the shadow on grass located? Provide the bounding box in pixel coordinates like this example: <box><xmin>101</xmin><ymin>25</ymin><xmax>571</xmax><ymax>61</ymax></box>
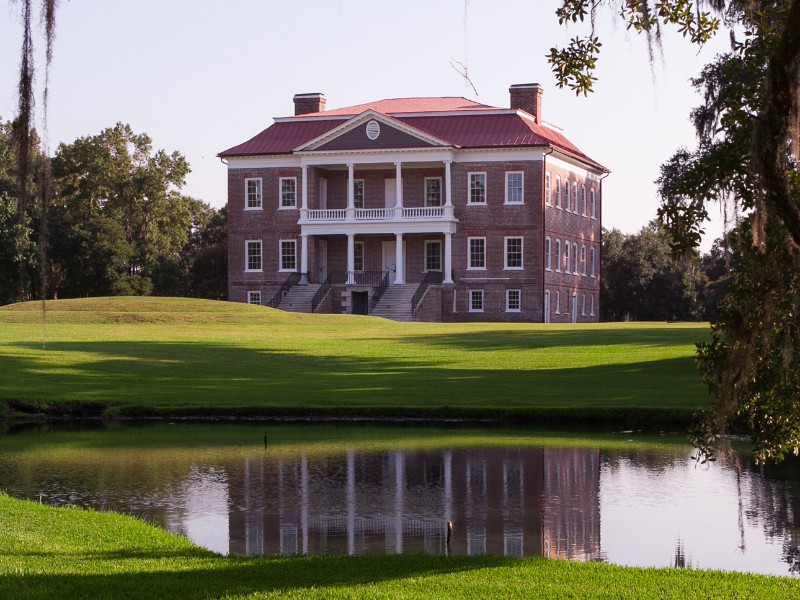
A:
<box><xmin>2</xmin><ymin>337</ymin><xmax>708</xmax><ymax>417</ymax></box>
<box><xmin>0</xmin><ymin>553</ymin><xmax>512</xmax><ymax>600</ymax></box>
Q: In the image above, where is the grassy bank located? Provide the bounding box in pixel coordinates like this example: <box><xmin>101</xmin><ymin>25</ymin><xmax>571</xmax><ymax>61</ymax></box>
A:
<box><xmin>1</xmin><ymin>494</ymin><xmax>797</xmax><ymax>599</ymax></box>
<box><xmin>0</xmin><ymin>297</ymin><xmax>709</xmax><ymax>424</ymax></box>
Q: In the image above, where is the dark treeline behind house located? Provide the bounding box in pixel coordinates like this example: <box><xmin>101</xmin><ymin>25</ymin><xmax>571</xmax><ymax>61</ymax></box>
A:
<box><xmin>0</xmin><ymin>120</ymin><xmax>226</xmax><ymax>304</ymax></box>
<box><xmin>601</xmin><ymin>221</ymin><xmax>735</xmax><ymax>322</ymax></box>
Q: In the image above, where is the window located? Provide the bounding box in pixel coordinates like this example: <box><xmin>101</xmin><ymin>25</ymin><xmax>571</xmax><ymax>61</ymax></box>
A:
<box><xmin>247</xmin><ymin>291</ymin><xmax>261</xmax><ymax>305</ymax></box>
<box><xmin>573</xmin><ymin>242</ymin><xmax>579</xmax><ymax>274</ymax></box>
<box><xmin>245</xmin><ymin>178</ymin><xmax>262</xmax><ymax>210</ymax></box>
<box><xmin>425</xmin><ymin>240</ymin><xmax>442</xmax><ymax>272</ymax></box>
<box><xmin>556</xmin><ymin>176</ymin><xmax>562</xmax><ymax>208</ymax></box>
<box><xmin>468</xmin><ymin>237</ymin><xmax>486</xmax><ymax>269</ymax></box>
<box><xmin>573</xmin><ymin>183</ymin><xmax>578</xmax><ymax>213</ymax></box>
<box><xmin>590</xmin><ymin>247</ymin><xmax>596</xmax><ymax>277</ymax></box>
<box><xmin>590</xmin><ymin>294</ymin><xmax>595</xmax><ymax>316</ymax></box>
<box><xmin>505</xmin><ymin>237</ymin><xmax>523</xmax><ymax>269</ymax></box>
<box><xmin>545</xmin><ymin>237</ymin><xmax>552</xmax><ymax>271</ymax></box>
<box><xmin>544</xmin><ymin>289</ymin><xmax>551</xmax><ymax>323</ymax></box>
<box><xmin>245</xmin><ymin>240</ymin><xmax>262</xmax><ymax>272</ymax></box>
<box><xmin>354</xmin><ymin>241</ymin><xmax>364</xmax><ymax>272</ymax></box>
<box><xmin>353</xmin><ymin>179</ymin><xmax>365</xmax><ymax>209</ymax></box>
<box><xmin>506</xmin><ymin>289</ymin><xmax>521</xmax><ymax>312</ymax></box>
<box><xmin>279</xmin><ymin>239</ymin><xmax>297</xmax><ymax>271</ymax></box>
<box><xmin>505</xmin><ymin>172</ymin><xmax>523</xmax><ymax>204</ymax></box>
<box><xmin>591</xmin><ymin>189</ymin><xmax>597</xmax><ymax>219</ymax></box>
<box><xmin>545</xmin><ymin>172</ymin><xmax>551</xmax><ymax>206</ymax></box>
<box><xmin>425</xmin><ymin>177</ymin><xmax>442</xmax><ymax>207</ymax></box>
<box><xmin>564</xmin><ymin>180</ymin><xmax>571</xmax><ymax>212</ymax></box>
<box><xmin>468</xmin><ymin>172</ymin><xmax>486</xmax><ymax>204</ymax></box>
<box><xmin>469</xmin><ymin>290</ymin><xmax>484</xmax><ymax>312</ymax></box>
<box><xmin>555</xmin><ymin>290</ymin><xmax>561</xmax><ymax>314</ymax></box>
<box><xmin>581</xmin><ymin>244</ymin><xmax>587</xmax><ymax>276</ymax></box>
<box><xmin>581</xmin><ymin>185</ymin><xmax>587</xmax><ymax>216</ymax></box>
<box><xmin>564</xmin><ymin>242</ymin><xmax>570</xmax><ymax>273</ymax></box>
<box><xmin>555</xmin><ymin>239</ymin><xmax>562</xmax><ymax>272</ymax></box>
<box><xmin>279</xmin><ymin>177</ymin><xmax>297</xmax><ymax>208</ymax></box>
<box><xmin>581</xmin><ymin>293</ymin><xmax>587</xmax><ymax>316</ymax></box>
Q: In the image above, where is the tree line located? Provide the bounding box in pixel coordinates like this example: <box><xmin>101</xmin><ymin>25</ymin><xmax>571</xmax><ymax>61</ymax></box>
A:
<box><xmin>0</xmin><ymin>120</ymin><xmax>226</xmax><ymax>305</ymax></box>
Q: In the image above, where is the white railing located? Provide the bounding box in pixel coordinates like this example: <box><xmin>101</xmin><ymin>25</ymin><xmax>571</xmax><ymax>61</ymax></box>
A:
<box><xmin>403</xmin><ymin>206</ymin><xmax>444</xmax><ymax>219</ymax></box>
<box><xmin>355</xmin><ymin>208</ymin><xmax>392</xmax><ymax>220</ymax></box>
<box><xmin>307</xmin><ymin>209</ymin><xmax>346</xmax><ymax>221</ymax></box>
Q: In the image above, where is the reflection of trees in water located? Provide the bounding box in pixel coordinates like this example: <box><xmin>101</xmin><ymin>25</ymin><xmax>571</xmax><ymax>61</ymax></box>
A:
<box><xmin>745</xmin><ymin>456</ymin><xmax>800</xmax><ymax>573</ymax></box>
<box><xmin>600</xmin><ymin>449</ymin><xmax>687</xmax><ymax>474</ymax></box>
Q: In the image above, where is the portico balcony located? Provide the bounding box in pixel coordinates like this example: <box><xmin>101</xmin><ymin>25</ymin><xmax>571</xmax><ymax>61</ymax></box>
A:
<box><xmin>303</xmin><ymin>206</ymin><xmax>449</xmax><ymax>223</ymax></box>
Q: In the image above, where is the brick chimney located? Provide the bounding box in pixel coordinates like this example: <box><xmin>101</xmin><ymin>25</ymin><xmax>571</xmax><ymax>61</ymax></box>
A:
<box><xmin>509</xmin><ymin>83</ymin><xmax>543</xmax><ymax>123</ymax></box>
<box><xmin>293</xmin><ymin>92</ymin><xmax>326</xmax><ymax>115</ymax></box>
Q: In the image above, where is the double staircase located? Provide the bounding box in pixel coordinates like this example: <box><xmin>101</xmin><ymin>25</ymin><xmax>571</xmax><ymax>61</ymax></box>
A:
<box><xmin>277</xmin><ymin>284</ymin><xmax>322</xmax><ymax>313</ymax></box>
<box><xmin>370</xmin><ymin>284</ymin><xmax>418</xmax><ymax>322</ymax></box>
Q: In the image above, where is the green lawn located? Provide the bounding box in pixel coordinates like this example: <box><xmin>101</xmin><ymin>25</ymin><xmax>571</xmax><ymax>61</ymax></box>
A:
<box><xmin>0</xmin><ymin>297</ymin><xmax>710</xmax><ymax>423</ymax></box>
<box><xmin>1</xmin><ymin>494</ymin><xmax>797</xmax><ymax>599</ymax></box>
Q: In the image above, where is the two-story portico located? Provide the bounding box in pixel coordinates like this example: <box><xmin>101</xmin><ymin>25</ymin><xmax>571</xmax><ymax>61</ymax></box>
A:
<box><xmin>220</xmin><ymin>84</ymin><xmax>607</xmax><ymax>322</ymax></box>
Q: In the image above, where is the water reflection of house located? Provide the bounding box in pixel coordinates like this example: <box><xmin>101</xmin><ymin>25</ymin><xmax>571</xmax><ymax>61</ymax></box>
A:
<box><xmin>227</xmin><ymin>447</ymin><xmax>600</xmax><ymax>559</ymax></box>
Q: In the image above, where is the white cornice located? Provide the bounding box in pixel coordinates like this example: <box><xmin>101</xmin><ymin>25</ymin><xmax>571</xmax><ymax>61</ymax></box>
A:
<box><xmin>274</xmin><ymin>108</ymin><xmax>516</xmax><ymax>123</ymax></box>
<box><xmin>547</xmin><ymin>153</ymin><xmax>607</xmax><ymax>181</ymax></box>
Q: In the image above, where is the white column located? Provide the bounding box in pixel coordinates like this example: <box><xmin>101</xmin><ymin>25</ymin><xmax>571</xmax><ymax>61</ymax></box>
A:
<box><xmin>443</xmin><ymin>232</ymin><xmax>453</xmax><ymax>284</ymax></box>
<box><xmin>346</xmin><ymin>163</ymin><xmax>355</xmax><ymax>221</ymax></box>
<box><xmin>301</xmin><ymin>165</ymin><xmax>308</xmax><ymax>209</ymax></box>
<box><xmin>300</xmin><ymin>235</ymin><xmax>309</xmax><ymax>284</ymax></box>
<box><xmin>346</xmin><ymin>233</ymin><xmax>355</xmax><ymax>285</ymax></box>
<box><xmin>394</xmin><ymin>162</ymin><xmax>403</xmax><ymax>218</ymax></box>
<box><xmin>394</xmin><ymin>233</ymin><xmax>404</xmax><ymax>284</ymax></box>
<box><xmin>444</xmin><ymin>160</ymin><xmax>454</xmax><ymax>218</ymax></box>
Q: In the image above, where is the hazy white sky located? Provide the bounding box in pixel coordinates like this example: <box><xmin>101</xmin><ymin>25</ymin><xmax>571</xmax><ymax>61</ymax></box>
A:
<box><xmin>1</xmin><ymin>0</ymin><xmax>732</xmax><ymax>249</ymax></box>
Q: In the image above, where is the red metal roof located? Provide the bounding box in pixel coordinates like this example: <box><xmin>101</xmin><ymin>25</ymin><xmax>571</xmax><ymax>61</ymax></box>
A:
<box><xmin>218</xmin><ymin>98</ymin><xmax>605</xmax><ymax>170</ymax></box>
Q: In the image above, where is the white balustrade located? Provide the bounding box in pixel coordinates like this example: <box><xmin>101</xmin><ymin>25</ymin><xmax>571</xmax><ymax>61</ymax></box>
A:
<box><xmin>403</xmin><ymin>206</ymin><xmax>445</xmax><ymax>219</ymax></box>
<box><xmin>355</xmin><ymin>208</ymin><xmax>392</xmax><ymax>220</ymax></box>
<box><xmin>307</xmin><ymin>209</ymin><xmax>346</xmax><ymax>221</ymax></box>
<box><xmin>305</xmin><ymin>206</ymin><xmax>446</xmax><ymax>223</ymax></box>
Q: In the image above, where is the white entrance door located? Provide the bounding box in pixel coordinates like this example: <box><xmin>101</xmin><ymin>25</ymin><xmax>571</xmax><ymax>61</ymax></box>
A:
<box><xmin>571</xmin><ymin>293</ymin><xmax>578</xmax><ymax>323</ymax></box>
<box><xmin>384</xmin><ymin>178</ymin><xmax>396</xmax><ymax>209</ymax></box>
<box><xmin>319</xmin><ymin>178</ymin><xmax>328</xmax><ymax>210</ymax></box>
<box><xmin>544</xmin><ymin>290</ymin><xmax>551</xmax><ymax>323</ymax></box>
<box><xmin>382</xmin><ymin>241</ymin><xmax>406</xmax><ymax>284</ymax></box>
<box><xmin>318</xmin><ymin>240</ymin><xmax>328</xmax><ymax>282</ymax></box>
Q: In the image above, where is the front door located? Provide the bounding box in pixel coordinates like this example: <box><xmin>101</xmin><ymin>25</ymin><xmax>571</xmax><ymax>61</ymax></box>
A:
<box><xmin>318</xmin><ymin>240</ymin><xmax>328</xmax><ymax>282</ymax></box>
<box><xmin>384</xmin><ymin>178</ymin><xmax>396</xmax><ymax>209</ymax></box>
<box><xmin>382</xmin><ymin>240</ymin><xmax>406</xmax><ymax>284</ymax></box>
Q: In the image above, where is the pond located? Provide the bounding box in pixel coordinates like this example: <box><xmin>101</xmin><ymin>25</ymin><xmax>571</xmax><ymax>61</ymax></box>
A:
<box><xmin>0</xmin><ymin>422</ymin><xmax>798</xmax><ymax>577</ymax></box>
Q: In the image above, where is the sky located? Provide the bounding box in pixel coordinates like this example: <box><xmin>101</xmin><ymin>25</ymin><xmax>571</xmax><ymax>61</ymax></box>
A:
<box><xmin>1</xmin><ymin>0</ymin><xmax>733</xmax><ymax>250</ymax></box>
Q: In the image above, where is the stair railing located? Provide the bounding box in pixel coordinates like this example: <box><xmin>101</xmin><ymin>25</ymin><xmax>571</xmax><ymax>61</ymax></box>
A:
<box><xmin>266</xmin><ymin>272</ymin><xmax>301</xmax><ymax>308</ymax></box>
<box><xmin>411</xmin><ymin>271</ymin><xmax>443</xmax><ymax>317</ymax></box>
<box><xmin>368</xmin><ymin>270</ymin><xmax>390</xmax><ymax>313</ymax></box>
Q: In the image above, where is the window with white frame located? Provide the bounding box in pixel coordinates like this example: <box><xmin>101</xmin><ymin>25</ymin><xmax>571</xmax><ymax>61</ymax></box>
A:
<box><xmin>556</xmin><ymin>176</ymin><xmax>562</xmax><ymax>208</ymax></box>
<box><xmin>353</xmin><ymin>241</ymin><xmax>364</xmax><ymax>272</ymax></box>
<box><xmin>505</xmin><ymin>237</ymin><xmax>523</xmax><ymax>269</ymax></box>
<box><xmin>591</xmin><ymin>189</ymin><xmax>597</xmax><ymax>219</ymax></box>
<box><xmin>573</xmin><ymin>183</ymin><xmax>578</xmax><ymax>213</ymax></box>
<box><xmin>590</xmin><ymin>247</ymin><xmax>596</xmax><ymax>277</ymax></box>
<box><xmin>279</xmin><ymin>177</ymin><xmax>297</xmax><ymax>208</ymax></box>
<box><xmin>545</xmin><ymin>172</ymin><xmax>551</xmax><ymax>206</ymax></box>
<box><xmin>581</xmin><ymin>244</ymin><xmax>587</xmax><ymax>276</ymax></box>
<box><xmin>564</xmin><ymin>242</ymin><xmax>570</xmax><ymax>273</ymax></box>
<box><xmin>544</xmin><ymin>289</ymin><xmax>551</xmax><ymax>322</ymax></box>
<box><xmin>468</xmin><ymin>237</ymin><xmax>486</xmax><ymax>269</ymax></box>
<box><xmin>468</xmin><ymin>172</ymin><xmax>487</xmax><ymax>204</ymax></box>
<box><xmin>353</xmin><ymin>179</ymin><xmax>365</xmax><ymax>209</ymax></box>
<box><xmin>564</xmin><ymin>180</ymin><xmax>571</xmax><ymax>212</ymax></box>
<box><xmin>279</xmin><ymin>239</ymin><xmax>297</xmax><ymax>271</ymax></box>
<box><xmin>425</xmin><ymin>177</ymin><xmax>442</xmax><ymax>207</ymax></box>
<box><xmin>245</xmin><ymin>240</ymin><xmax>262</xmax><ymax>272</ymax></box>
<box><xmin>469</xmin><ymin>290</ymin><xmax>484</xmax><ymax>312</ymax></box>
<box><xmin>425</xmin><ymin>240</ymin><xmax>442</xmax><ymax>272</ymax></box>
<box><xmin>545</xmin><ymin>237</ymin><xmax>552</xmax><ymax>271</ymax></box>
<box><xmin>582</xmin><ymin>185</ymin><xmax>587</xmax><ymax>216</ymax></box>
<box><xmin>581</xmin><ymin>293</ymin><xmax>586</xmax><ymax>316</ymax></box>
<box><xmin>573</xmin><ymin>242</ymin><xmax>579</xmax><ymax>274</ymax></box>
<box><xmin>505</xmin><ymin>172</ymin><xmax>523</xmax><ymax>204</ymax></box>
<box><xmin>247</xmin><ymin>291</ymin><xmax>261</xmax><ymax>305</ymax></box>
<box><xmin>555</xmin><ymin>290</ymin><xmax>561</xmax><ymax>314</ymax></box>
<box><xmin>245</xmin><ymin>178</ymin><xmax>262</xmax><ymax>210</ymax></box>
<box><xmin>555</xmin><ymin>239</ymin><xmax>562</xmax><ymax>272</ymax></box>
<box><xmin>590</xmin><ymin>294</ymin><xmax>595</xmax><ymax>316</ymax></box>
<box><xmin>506</xmin><ymin>289</ymin><xmax>521</xmax><ymax>312</ymax></box>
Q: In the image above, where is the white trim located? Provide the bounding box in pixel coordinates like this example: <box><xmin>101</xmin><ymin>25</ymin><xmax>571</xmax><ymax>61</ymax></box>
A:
<box><xmin>573</xmin><ymin>242</ymin><xmax>579</xmax><ymax>274</ymax></box>
<box><xmin>273</xmin><ymin>108</ymin><xmax>520</xmax><ymax>123</ymax></box>
<box><xmin>555</xmin><ymin>175</ymin><xmax>562</xmax><ymax>209</ymax></box>
<box><xmin>555</xmin><ymin>239</ymin><xmax>562</xmax><ymax>273</ymax></box>
<box><xmin>468</xmin><ymin>289</ymin><xmax>485</xmax><ymax>313</ymax></box>
<box><xmin>245</xmin><ymin>239</ymin><xmax>263</xmax><ymax>273</ymax></box>
<box><xmin>278</xmin><ymin>239</ymin><xmax>298</xmax><ymax>272</ymax></box>
<box><xmin>590</xmin><ymin>294</ymin><xmax>596</xmax><ymax>316</ymax></box>
<box><xmin>545</xmin><ymin>236</ymin><xmax>552</xmax><ymax>271</ymax></box>
<box><xmin>279</xmin><ymin>177</ymin><xmax>297</xmax><ymax>209</ymax></box>
<box><xmin>544</xmin><ymin>289</ymin><xmax>551</xmax><ymax>323</ymax></box>
<box><xmin>468</xmin><ymin>172</ymin><xmax>487</xmax><ymax>205</ymax></box>
<box><xmin>563</xmin><ymin>242</ymin><xmax>570</xmax><ymax>274</ymax></box>
<box><xmin>555</xmin><ymin>290</ymin><xmax>561</xmax><ymax>314</ymax></box>
<box><xmin>504</xmin><ymin>171</ymin><xmax>524</xmax><ymax>204</ymax></box>
<box><xmin>454</xmin><ymin>148</ymin><xmax>547</xmax><ymax>163</ymax></box>
<box><xmin>247</xmin><ymin>291</ymin><xmax>262</xmax><ymax>305</ymax></box>
<box><xmin>591</xmin><ymin>188</ymin><xmax>597</xmax><ymax>220</ymax></box>
<box><xmin>572</xmin><ymin>182</ymin><xmax>578</xmax><ymax>213</ymax></box>
<box><xmin>298</xmin><ymin>148</ymin><xmax>456</xmax><ymax>165</ymax></box>
<box><xmin>545</xmin><ymin>171</ymin><xmax>551</xmax><ymax>207</ymax></box>
<box><xmin>505</xmin><ymin>289</ymin><xmax>521</xmax><ymax>313</ymax></box>
<box><xmin>504</xmin><ymin>236</ymin><xmax>524</xmax><ymax>270</ymax></box>
<box><xmin>424</xmin><ymin>177</ymin><xmax>443</xmax><ymax>207</ymax></box>
<box><xmin>581</xmin><ymin>293</ymin><xmax>587</xmax><ymax>316</ymax></box>
<box><xmin>581</xmin><ymin>185</ymin><xmax>587</xmax><ymax>216</ymax></box>
<box><xmin>228</xmin><ymin>156</ymin><xmax>301</xmax><ymax>169</ymax></box>
<box><xmin>424</xmin><ymin>239</ymin><xmax>443</xmax><ymax>273</ymax></box>
<box><xmin>245</xmin><ymin>177</ymin><xmax>263</xmax><ymax>210</ymax></box>
<box><xmin>353</xmin><ymin>241</ymin><xmax>365</xmax><ymax>272</ymax></box>
<box><xmin>581</xmin><ymin>244</ymin><xmax>587</xmax><ymax>276</ymax></box>
<box><xmin>467</xmin><ymin>236</ymin><xmax>487</xmax><ymax>270</ymax></box>
<box><xmin>547</xmin><ymin>153</ymin><xmax>605</xmax><ymax>181</ymax></box>
<box><xmin>353</xmin><ymin>178</ymin><xmax>365</xmax><ymax>209</ymax></box>
<box><xmin>564</xmin><ymin>180</ymin><xmax>571</xmax><ymax>213</ymax></box>
<box><xmin>590</xmin><ymin>247</ymin><xmax>596</xmax><ymax>278</ymax></box>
